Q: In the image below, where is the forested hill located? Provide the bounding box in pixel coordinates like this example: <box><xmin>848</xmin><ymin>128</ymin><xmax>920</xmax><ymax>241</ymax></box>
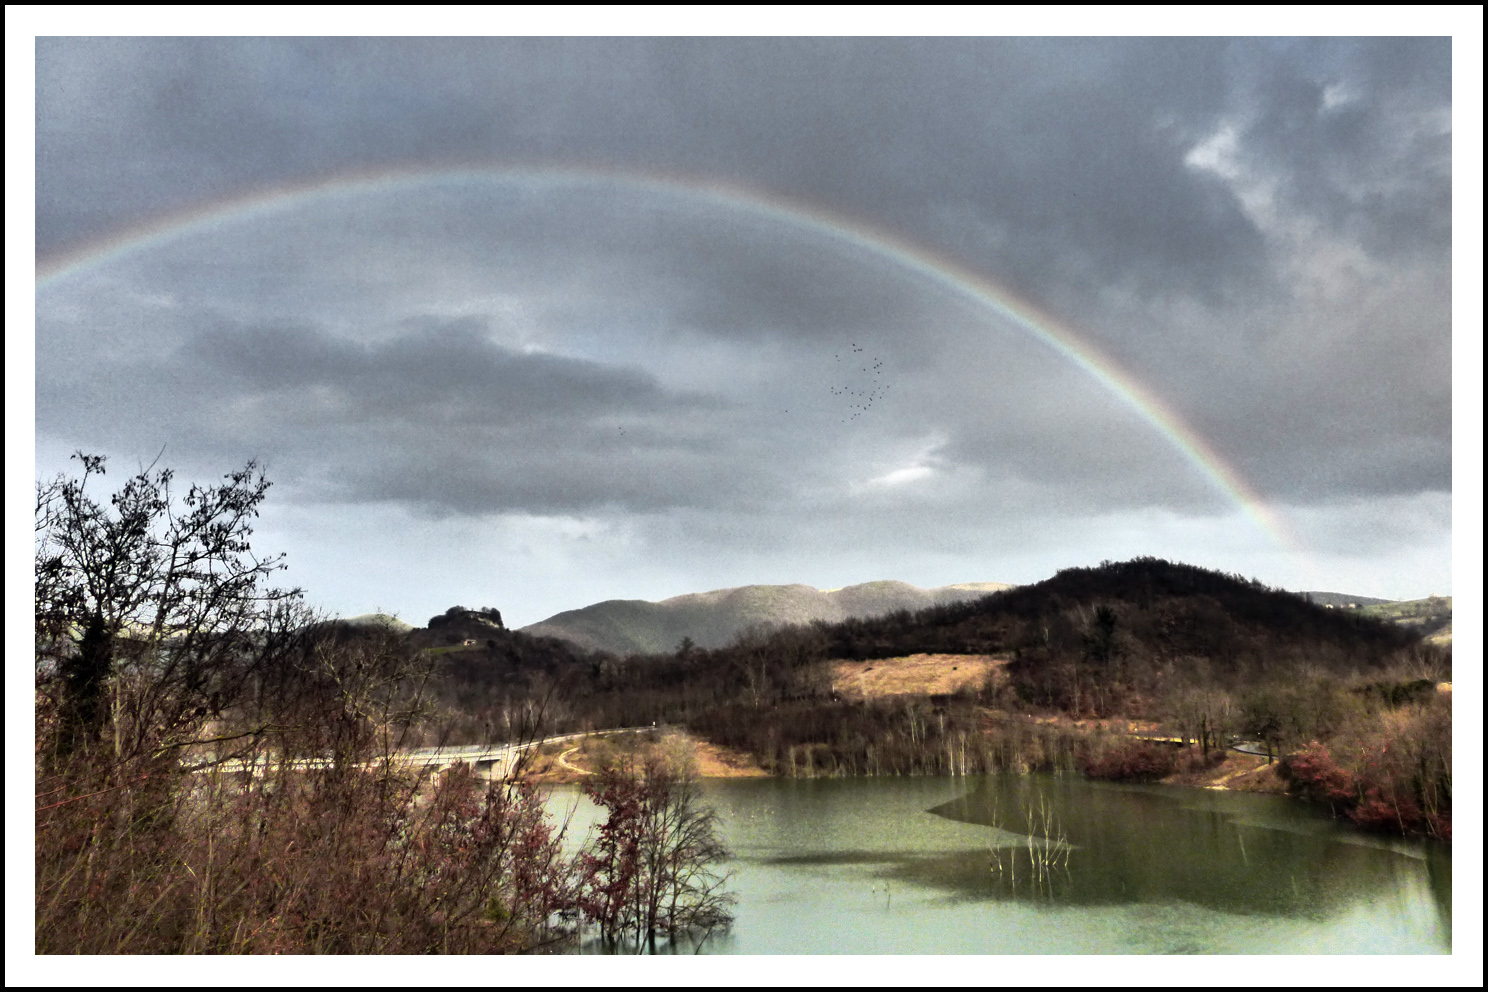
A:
<box><xmin>518</xmin><ymin>580</ymin><xmax>1012</xmax><ymax>655</ymax></box>
<box><xmin>408</xmin><ymin>560</ymin><xmax>1426</xmax><ymax>708</ymax></box>
<box><xmin>814</xmin><ymin>558</ymin><xmax>1423</xmax><ymax>677</ymax></box>
<box><xmin>344</xmin><ymin>558</ymin><xmax>1443</xmax><ymax>744</ymax></box>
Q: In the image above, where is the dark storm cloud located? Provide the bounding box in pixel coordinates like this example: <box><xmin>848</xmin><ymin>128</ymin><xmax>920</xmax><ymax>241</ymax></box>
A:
<box><xmin>1223</xmin><ymin>38</ymin><xmax>1452</xmax><ymax>259</ymax></box>
<box><xmin>182</xmin><ymin>317</ymin><xmax>686</xmax><ymax>422</ymax></box>
<box><xmin>37</xmin><ymin>310</ymin><xmax>804</xmax><ymax>516</ymax></box>
<box><xmin>642</xmin><ymin>219</ymin><xmax>963</xmax><ymax>352</ymax></box>
<box><xmin>37</xmin><ymin>37</ymin><xmax>1270</xmax><ymax>300</ymax></box>
<box><xmin>331</xmin><ymin>435</ymin><xmax>788</xmax><ymax>518</ymax></box>
<box><xmin>33</xmin><ymin>36</ymin><xmax>1454</xmax><ymax>523</ymax></box>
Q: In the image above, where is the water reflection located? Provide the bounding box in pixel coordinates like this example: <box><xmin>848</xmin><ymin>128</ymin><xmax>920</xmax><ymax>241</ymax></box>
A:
<box><xmin>551</xmin><ymin>775</ymin><xmax>1450</xmax><ymax>954</ymax></box>
<box><xmin>924</xmin><ymin>775</ymin><xmax>1437</xmax><ymax>922</ymax></box>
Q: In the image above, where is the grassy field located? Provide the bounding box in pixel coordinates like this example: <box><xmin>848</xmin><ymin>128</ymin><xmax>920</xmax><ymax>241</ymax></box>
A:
<box><xmin>1355</xmin><ymin>596</ymin><xmax>1452</xmax><ymax>645</ymax></box>
<box><xmin>1357</xmin><ymin>595</ymin><xmax>1452</xmax><ymax>620</ymax></box>
<box><xmin>830</xmin><ymin>653</ymin><xmax>1006</xmax><ymax>700</ymax></box>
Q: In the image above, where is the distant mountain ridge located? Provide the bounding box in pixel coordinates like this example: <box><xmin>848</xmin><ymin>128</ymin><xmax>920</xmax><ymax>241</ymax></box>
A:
<box><xmin>519</xmin><ymin>580</ymin><xmax>1013</xmax><ymax>656</ymax></box>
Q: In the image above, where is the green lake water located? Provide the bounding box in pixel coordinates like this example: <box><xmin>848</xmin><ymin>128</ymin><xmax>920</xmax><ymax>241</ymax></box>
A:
<box><xmin>550</xmin><ymin>774</ymin><xmax>1451</xmax><ymax>955</ymax></box>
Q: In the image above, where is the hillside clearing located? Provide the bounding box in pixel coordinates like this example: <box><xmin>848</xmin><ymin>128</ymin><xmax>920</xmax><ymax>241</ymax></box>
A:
<box><xmin>831</xmin><ymin>653</ymin><xmax>1006</xmax><ymax>700</ymax></box>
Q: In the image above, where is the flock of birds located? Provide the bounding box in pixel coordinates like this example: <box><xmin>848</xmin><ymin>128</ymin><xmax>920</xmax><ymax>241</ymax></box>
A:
<box><xmin>615</xmin><ymin>340</ymin><xmax>888</xmax><ymax>431</ymax></box>
<box><xmin>829</xmin><ymin>341</ymin><xmax>890</xmax><ymax>422</ymax></box>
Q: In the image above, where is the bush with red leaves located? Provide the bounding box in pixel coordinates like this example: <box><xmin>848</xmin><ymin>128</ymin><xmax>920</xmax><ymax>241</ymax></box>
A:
<box><xmin>1080</xmin><ymin>738</ymin><xmax>1178</xmax><ymax>782</ymax></box>
<box><xmin>1281</xmin><ymin>741</ymin><xmax>1358</xmax><ymax>811</ymax></box>
<box><xmin>1281</xmin><ymin>736</ymin><xmax>1449</xmax><ymax>840</ymax></box>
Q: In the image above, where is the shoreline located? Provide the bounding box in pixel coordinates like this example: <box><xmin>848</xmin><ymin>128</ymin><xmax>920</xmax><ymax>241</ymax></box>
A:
<box><xmin>524</xmin><ymin>724</ymin><xmax>1287</xmax><ymax>792</ymax></box>
<box><xmin>520</xmin><ymin>722</ymin><xmax>1445</xmax><ymax>842</ymax></box>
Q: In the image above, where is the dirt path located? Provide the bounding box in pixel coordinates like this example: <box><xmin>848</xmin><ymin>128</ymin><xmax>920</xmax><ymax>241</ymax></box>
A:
<box><xmin>1183</xmin><ymin>752</ymin><xmax>1284</xmax><ymax>793</ymax></box>
<box><xmin>524</xmin><ymin>729</ymin><xmax>767</xmax><ymax>784</ymax></box>
<box><xmin>556</xmin><ymin>746</ymin><xmax>590</xmax><ymax>776</ymax></box>
<box><xmin>1204</xmin><ymin>762</ymin><xmax>1259</xmax><ymax>790</ymax></box>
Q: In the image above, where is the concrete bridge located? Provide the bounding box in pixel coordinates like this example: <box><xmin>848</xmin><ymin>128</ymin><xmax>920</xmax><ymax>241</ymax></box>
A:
<box><xmin>191</xmin><ymin>743</ymin><xmax>521</xmax><ymax>779</ymax></box>
<box><xmin>395</xmin><ymin>743</ymin><xmax>520</xmax><ymax>776</ymax></box>
<box><xmin>185</xmin><ymin>727</ymin><xmax>647</xmax><ymax>779</ymax></box>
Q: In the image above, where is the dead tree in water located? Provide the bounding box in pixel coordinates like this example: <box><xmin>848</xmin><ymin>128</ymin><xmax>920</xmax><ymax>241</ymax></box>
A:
<box><xmin>578</xmin><ymin>756</ymin><xmax>734</xmax><ymax>952</ymax></box>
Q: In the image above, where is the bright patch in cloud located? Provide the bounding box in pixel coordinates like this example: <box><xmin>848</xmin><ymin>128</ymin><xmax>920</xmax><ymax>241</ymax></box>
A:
<box><xmin>868</xmin><ymin>465</ymin><xmax>935</xmax><ymax>488</ymax></box>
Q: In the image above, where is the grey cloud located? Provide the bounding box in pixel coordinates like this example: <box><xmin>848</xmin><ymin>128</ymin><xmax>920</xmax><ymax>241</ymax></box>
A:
<box><xmin>36</xmin><ymin>38</ymin><xmax>1273</xmax><ymax>303</ymax></box>
<box><xmin>36</xmin><ymin>35</ymin><xmax>1450</xmax><ymax>475</ymax></box>
<box><xmin>1225</xmin><ymin>39</ymin><xmax>1452</xmax><ymax>259</ymax></box>
<box><xmin>39</xmin><ymin>275</ymin><xmax>1223</xmax><ymax>523</ymax></box>
<box><xmin>329</xmin><ymin>434</ymin><xmax>791</xmax><ymax>518</ymax></box>
<box><xmin>183</xmin><ymin>317</ymin><xmax>691</xmax><ymax>422</ymax></box>
<box><xmin>34</xmin><ymin>36</ymin><xmax>1453</xmax><ymax>533</ymax></box>
<box><xmin>39</xmin><ymin>309</ymin><xmax>807</xmax><ymax>516</ymax></box>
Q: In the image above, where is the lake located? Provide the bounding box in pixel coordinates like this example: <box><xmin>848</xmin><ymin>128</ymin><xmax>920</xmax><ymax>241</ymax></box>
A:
<box><xmin>550</xmin><ymin>773</ymin><xmax>1451</xmax><ymax>955</ymax></box>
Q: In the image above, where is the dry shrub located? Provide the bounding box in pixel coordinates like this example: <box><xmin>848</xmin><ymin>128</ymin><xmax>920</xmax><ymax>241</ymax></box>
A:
<box><xmin>1080</xmin><ymin>738</ymin><xmax>1178</xmax><ymax>782</ymax></box>
<box><xmin>36</xmin><ymin>751</ymin><xmax>577</xmax><ymax>954</ymax></box>
<box><xmin>576</xmin><ymin>755</ymin><xmax>733</xmax><ymax>952</ymax></box>
<box><xmin>1175</xmin><ymin>746</ymin><xmax>1228</xmax><ymax>775</ymax></box>
<box><xmin>35</xmin><ymin>624</ymin><xmax>581</xmax><ymax>954</ymax></box>
<box><xmin>34</xmin><ymin>455</ymin><xmax>588</xmax><ymax>953</ymax></box>
<box><xmin>35</xmin><ymin>753</ymin><xmax>193</xmax><ymax>954</ymax></box>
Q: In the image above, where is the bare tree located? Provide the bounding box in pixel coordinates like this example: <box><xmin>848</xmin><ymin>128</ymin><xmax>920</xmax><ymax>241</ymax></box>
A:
<box><xmin>577</xmin><ymin>755</ymin><xmax>734</xmax><ymax>952</ymax></box>
<box><xmin>36</xmin><ymin>452</ymin><xmax>306</xmax><ymax>766</ymax></box>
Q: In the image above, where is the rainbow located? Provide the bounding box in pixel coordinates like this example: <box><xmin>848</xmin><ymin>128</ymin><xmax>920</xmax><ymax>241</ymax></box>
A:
<box><xmin>36</xmin><ymin>165</ymin><xmax>1302</xmax><ymax>553</ymax></box>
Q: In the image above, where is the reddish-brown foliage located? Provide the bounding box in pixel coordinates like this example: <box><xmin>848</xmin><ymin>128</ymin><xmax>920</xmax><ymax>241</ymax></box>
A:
<box><xmin>1080</xmin><ymin>739</ymin><xmax>1178</xmax><ymax>782</ymax></box>
<box><xmin>1280</xmin><ymin>703</ymin><xmax>1451</xmax><ymax>841</ymax></box>
<box><xmin>35</xmin><ymin>751</ymin><xmax>579</xmax><ymax>954</ymax></box>
<box><xmin>576</xmin><ymin>758</ymin><xmax>733</xmax><ymax>952</ymax></box>
<box><xmin>1282</xmin><ymin>741</ymin><xmax>1359</xmax><ymax>810</ymax></box>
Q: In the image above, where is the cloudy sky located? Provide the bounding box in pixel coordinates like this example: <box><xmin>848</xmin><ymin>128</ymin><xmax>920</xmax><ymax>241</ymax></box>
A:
<box><xmin>22</xmin><ymin>20</ymin><xmax>1473</xmax><ymax>628</ymax></box>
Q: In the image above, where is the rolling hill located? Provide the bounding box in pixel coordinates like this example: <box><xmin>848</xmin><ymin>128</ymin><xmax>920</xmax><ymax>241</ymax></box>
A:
<box><xmin>519</xmin><ymin>580</ymin><xmax>1013</xmax><ymax>655</ymax></box>
<box><xmin>1355</xmin><ymin>596</ymin><xmax>1453</xmax><ymax>645</ymax></box>
<box><xmin>1300</xmin><ymin>594</ymin><xmax>1452</xmax><ymax>645</ymax></box>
